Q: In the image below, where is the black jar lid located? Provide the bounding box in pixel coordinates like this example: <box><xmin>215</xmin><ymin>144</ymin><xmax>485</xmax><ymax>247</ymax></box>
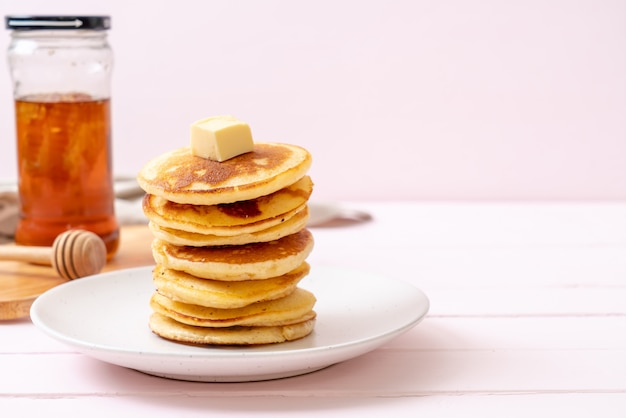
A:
<box><xmin>5</xmin><ymin>15</ymin><xmax>111</xmax><ymax>30</ymax></box>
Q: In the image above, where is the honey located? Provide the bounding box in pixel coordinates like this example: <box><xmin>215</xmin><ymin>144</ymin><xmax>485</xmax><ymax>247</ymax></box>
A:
<box><xmin>14</xmin><ymin>94</ymin><xmax>119</xmax><ymax>258</ymax></box>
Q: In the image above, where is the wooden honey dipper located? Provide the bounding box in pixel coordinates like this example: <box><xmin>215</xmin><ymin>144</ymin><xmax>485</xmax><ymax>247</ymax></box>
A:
<box><xmin>0</xmin><ymin>230</ymin><xmax>107</xmax><ymax>280</ymax></box>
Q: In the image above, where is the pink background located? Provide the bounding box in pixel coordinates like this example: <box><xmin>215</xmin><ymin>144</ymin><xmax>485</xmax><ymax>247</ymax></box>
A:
<box><xmin>0</xmin><ymin>0</ymin><xmax>624</xmax><ymax>201</ymax></box>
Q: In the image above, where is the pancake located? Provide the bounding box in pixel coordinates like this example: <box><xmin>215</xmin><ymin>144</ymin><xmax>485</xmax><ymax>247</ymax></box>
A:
<box><xmin>145</xmin><ymin>201</ymin><xmax>306</xmax><ymax>237</ymax></box>
<box><xmin>149</xmin><ymin>312</ymin><xmax>315</xmax><ymax>345</ymax></box>
<box><xmin>148</xmin><ymin>206</ymin><xmax>309</xmax><ymax>246</ymax></box>
<box><xmin>153</xmin><ymin>262</ymin><xmax>310</xmax><ymax>309</ymax></box>
<box><xmin>142</xmin><ymin>175</ymin><xmax>312</xmax><ymax>231</ymax></box>
<box><xmin>151</xmin><ymin>229</ymin><xmax>314</xmax><ymax>281</ymax></box>
<box><xmin>137</xmin><ymin>142</ymin><xmax>312</xmax><ymax>205</ymax></box>
<box><xmin>150</xmin><ymin>287</ymin><xmax>316</xmax><ymax>327</ymax></box>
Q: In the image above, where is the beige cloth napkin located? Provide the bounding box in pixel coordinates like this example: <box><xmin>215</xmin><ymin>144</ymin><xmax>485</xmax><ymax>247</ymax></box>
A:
<box><xmin>0</xmin><ymin>177</ymin><xmax>147</xmax><ymax>244</ymax></box>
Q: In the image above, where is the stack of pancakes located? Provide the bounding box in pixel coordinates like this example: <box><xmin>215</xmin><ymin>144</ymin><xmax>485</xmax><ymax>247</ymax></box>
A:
<box><xmin>137</xmin><ymin>142</ymin><xmax>316</xmax><ymax>345</ymax></box>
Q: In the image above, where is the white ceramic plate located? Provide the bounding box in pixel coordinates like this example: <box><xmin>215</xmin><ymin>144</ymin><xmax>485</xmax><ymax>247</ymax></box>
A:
<box><xmin>31</xmin><ymin>265</ymin><xmax>429</xmax><ymax>382</ymax></box>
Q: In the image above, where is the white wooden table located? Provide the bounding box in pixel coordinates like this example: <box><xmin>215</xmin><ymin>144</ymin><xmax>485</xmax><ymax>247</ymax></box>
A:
<box><xmin>1</xmin><ymin>202</ymin><xmax>625</xmax><ymax>417</ymax></box>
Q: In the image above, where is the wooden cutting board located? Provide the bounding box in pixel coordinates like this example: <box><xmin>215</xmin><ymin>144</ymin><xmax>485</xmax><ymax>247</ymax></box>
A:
<box><xmin>0</xmin><ymin>224</ymin><xmax>155</xmax><ymax>320</ymax></box>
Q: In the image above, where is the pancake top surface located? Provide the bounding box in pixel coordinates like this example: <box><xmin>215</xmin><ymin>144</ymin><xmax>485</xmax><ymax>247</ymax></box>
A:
<box><xmin>143</xmin><ymin>175</ymin><xmax>313</xmax><ymax>229</ymax></box>
<box><xmin>150</xmin><ymin>287</ymin><xmax>316</xmax><ymax>326</ymax></box>
<box><xmin>152</xmin><ymin>228</ymin><xmax>314</xmax><ymax>280</ymax></box>
<box><xmin>166</xmin><ymin>229</ymin><xmax>312</xmax><ymax>264</ymax></box>
<box><xmin>137</xmin><ymin>142</ymin><xmax>312</xmax><ymax>205</ymax></box>
<box><xmin>152</xmin><ymin>262</ymin><xmax>310</xmax><ymax>309</ymax></box>
<box><xmin>149</xmin><ymin>312</ymin><xmax>315</xmax><ymax>345</ymax></box>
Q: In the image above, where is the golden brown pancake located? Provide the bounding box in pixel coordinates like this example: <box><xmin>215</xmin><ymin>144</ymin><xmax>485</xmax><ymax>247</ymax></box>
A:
<box><xmin>149</xmin><ymin>312</ymin><xmax>315</xmax><ymax>345</ymax></box>
<box><xmin>137</xmin><ymin>143</ymin><xmax>312</xmax><ymax>205</ymax></box>
<box><xmin>146</xmin><ymin>202</ymin><xmax>306</xmax><ymax>238</ymax></box>
<box><xmin>150</xmin><ymin>287</ymin><xmax>316</xmax><ymax>327</ymax></box>
<box><xmin>148</xmin><ymin>206</ymin><xmax>309</xmax><ymax>247</ymax></box>
<box><xmin>142</xmin><ymin>175</ymin><xmax>312</xmax><ymax>231</ymax></box>
<box><xmin>153</xmin><ymin>262</ymin><xmax>310</xmax><ymax>309</ymax></box>
<box><xmin>151</xmin><ymin>229</ymin><xmax>314</xmax><ymax>281</ymax></box>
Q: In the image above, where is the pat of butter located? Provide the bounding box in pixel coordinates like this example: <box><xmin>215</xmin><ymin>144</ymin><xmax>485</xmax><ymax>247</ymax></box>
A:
<box><xmin>190</xmin><ymin>116</ymin><xmax>254</xmax><ymax>162</ymax></box>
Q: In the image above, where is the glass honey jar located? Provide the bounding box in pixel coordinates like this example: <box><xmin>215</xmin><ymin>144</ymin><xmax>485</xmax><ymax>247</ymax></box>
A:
<box><xmin>6</xmin><ymin>15</ymin><xmax>119</xmax><ymax>258</ymax></box>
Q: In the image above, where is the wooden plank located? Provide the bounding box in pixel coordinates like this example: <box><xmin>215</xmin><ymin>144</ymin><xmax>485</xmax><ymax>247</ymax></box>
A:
<box><xmin>1</xmin><ymin>393</ymin><xmax>625</xmax><ymax>418</ymax></box>
<box><xmin>426</xmin><ymin>288</ymin><xmax>626</xmax><ymax>317</ymax></box>
<box><xmin>309</xmin><ymin>242</ymin><xmax>626</xmax><ymax>289</ymax></box>
<box><xmin>389</xmin><ymin>316</ymin><xmax>626</xmax><ymax>351</ymax></box>
<box><xmin>1</xmin><ymin>349</ymin><xmax>625</xmax><ymax>396</ymax></box>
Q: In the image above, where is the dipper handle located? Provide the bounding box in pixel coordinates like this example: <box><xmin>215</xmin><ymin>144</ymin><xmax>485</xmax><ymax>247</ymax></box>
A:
<box><xmin>0</xmin><ymin>244</ymin><xmax>51</xmax><ymax>265</ymax></box>
<box><xmin>0</xmin><ymin>230</ymin><xmax>107</xmax><ymax>280</ymax></box>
